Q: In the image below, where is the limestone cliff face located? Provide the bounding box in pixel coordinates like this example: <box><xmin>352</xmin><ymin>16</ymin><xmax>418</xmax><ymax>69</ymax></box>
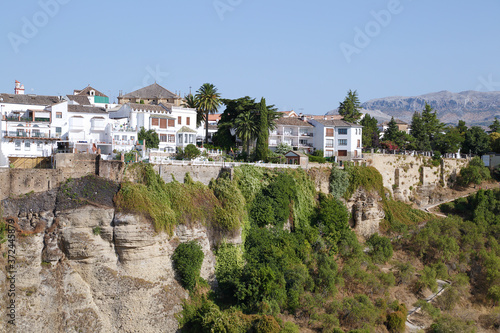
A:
<box><xmin>344</xmin><ymin>188</ymin><xmax>385</xmax><ymax>239</ymax></box>
<box><xmin>0</xmin><ymin>192</ymin><xmax>233</xmax><ymax>333</ymax></box>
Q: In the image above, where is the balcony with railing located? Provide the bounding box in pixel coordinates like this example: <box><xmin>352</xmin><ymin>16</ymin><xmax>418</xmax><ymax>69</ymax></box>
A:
<box><xmin>3</xmin><ymin>130</ymin><xmax>60</xmax><ymax>140</ymax></box>
<box><xmin>4</xmin><ymin>115</ymin><xmax>50</xmax><ymax>122</ymax></box>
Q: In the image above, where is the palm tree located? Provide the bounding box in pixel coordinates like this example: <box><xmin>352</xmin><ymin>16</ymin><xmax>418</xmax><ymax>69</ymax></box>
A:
<box><xmin>182</xmin><ymin>94</ymin><xmax>204</xmax><ymax>127</ymax></box>
<box><xmin>234</xmin><ymin>110</ymin><xmax>258</xmax><ymax>157</ymax></box>
<box><xmin>195</xmin><ymin>83</ymin><xmax>221</xmax><ymax>144</ymax></box>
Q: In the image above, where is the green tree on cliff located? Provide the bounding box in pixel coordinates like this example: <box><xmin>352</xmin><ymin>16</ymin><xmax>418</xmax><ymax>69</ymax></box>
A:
<box><xmin>338</xmin><ymin>90</ymin><xmax>362</xmax><ymax>124</ymax></box>
<box><xmin>254</xmin><ymin>98</ymin><xmax>269</xmax><ymax>161</ymax></box>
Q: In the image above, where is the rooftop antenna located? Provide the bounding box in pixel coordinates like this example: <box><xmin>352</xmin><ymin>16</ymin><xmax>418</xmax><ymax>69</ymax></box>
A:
<box><xmin>189</xmin><ymin>86</ymin><xmax>192</xmax><ymax>95</ymax></box>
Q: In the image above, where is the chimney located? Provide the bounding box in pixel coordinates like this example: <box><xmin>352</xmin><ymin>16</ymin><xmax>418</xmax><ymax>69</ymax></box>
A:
<box><xmin>15</xmin><ymin>80</ymin><xmax>25</xmax><ymax>95</ymax></box>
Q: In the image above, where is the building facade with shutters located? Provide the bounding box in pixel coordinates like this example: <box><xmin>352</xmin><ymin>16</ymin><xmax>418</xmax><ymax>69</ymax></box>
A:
<box><xmin>108</xmin><ymin>103</ymin><xmax>197</xmax><ymax>154</ymax></box>
<box><xmin>309</xmin><ymin>119</ymin><xmax>363</xmax><ymax>162</ymax></box>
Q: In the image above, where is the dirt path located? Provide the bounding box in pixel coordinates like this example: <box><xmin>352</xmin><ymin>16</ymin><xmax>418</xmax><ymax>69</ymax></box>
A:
<box><xmin>406</xmin><ymin>279</ymin><xmax>451</xmax><ymax>331</ymax></box>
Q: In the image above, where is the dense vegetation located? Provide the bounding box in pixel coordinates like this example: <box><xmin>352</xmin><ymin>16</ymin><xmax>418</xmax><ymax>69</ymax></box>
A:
<box><xmin>112</xmin><ymin>163</ymin><xmax>500</xmax><ymax>331</ymax></box>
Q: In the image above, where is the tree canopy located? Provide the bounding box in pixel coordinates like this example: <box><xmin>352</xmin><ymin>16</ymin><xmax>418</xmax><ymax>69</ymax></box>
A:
<box><xmin>138</xmin><ymin>127</ymin><xmax>159</xmax><ymax>149</ymax></box>
<box><xmin>195</xmin><ymin>83</ymin><xmax>221</xmax><ymax>144</ymax></box>
<box><xmin>338</xmin><ymin>90</ymin><xmax>362</xmax><ymax>123</ymax></box>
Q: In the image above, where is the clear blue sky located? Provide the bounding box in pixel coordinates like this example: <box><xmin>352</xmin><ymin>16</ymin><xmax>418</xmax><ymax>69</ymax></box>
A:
<box><xmin>2</xmin><ymin>0</ymin><xmax>500</xmax><ymax>114</ymax></box>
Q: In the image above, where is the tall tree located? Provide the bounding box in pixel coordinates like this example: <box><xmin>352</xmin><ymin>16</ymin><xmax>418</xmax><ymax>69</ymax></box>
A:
<box><xmin>463</xmin><ymin>126</ymin><xmax>491</xmax><ymax>156</ymax></box>
<box><xmin>195</xmin><ymin>83</ymin><xmax>221</xmax><ymax>144</ymax></box>
<box><xmin>456</xmin><ymin>120</ymin><xmax>468</xmax><ymax>137</ymax></box>
<box><xmin>338</xmin><ymin>90</ymin><xmax>362</xmax><ymax>123</ymax></box>
<box><xmin>360</xmin><ymin>114</ymin><xmax>379</xmax><ymax>148</ymax></box>
<box><xmin>383</xmin><ymin>117</ymin><xmax>400</xmax><ymax>142</ymax></box>
<box><xmin>490</xmin><ymin>117</ymin><xmax>500</xmax><ymax>133</ymax></box>
<box><xmin>410</xmin><ymin>103</ymin><xmax>443</xmax><ymax>151</ymax></box>
<box><xmin>254</xmin><ymin>97</ymin><xmax>269</xmax><ymax>161</ymax></box>
<box><xmin>234</xmin><ymin>110</ymin><xmax>258</xmax><ymax>157</ymax></box>
<box><xmin>182</xmin><ymin>93</ymin><xmax>203</xmax><ymax>127</ymax></box>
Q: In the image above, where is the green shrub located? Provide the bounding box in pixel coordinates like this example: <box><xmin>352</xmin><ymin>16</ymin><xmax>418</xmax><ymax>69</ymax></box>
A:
<box><xmin>255</xmin><ymin>315</ymin><xmax>280</xmax><ymax>333</ymax></box>
<box><xmin>330</xmin><ymin>165</ymin><xmax>349</xmax><ymax>199</ymax></box>
<box><xmin>344</xmin><ymin>166</ymin><xmax>384</xmax><ymax>199</ymax></box>
<box><xmin>386</xmin><ymin>311</ymin><xmax>406</xmax><ymax>333</ymax></box>
<box><xmin>315</xmin><ymin>193</ymin><xmax>351</xmax><ymax>254</ymax></box>
<box><xmin>430</xmin><ymin>314</ymin><xmax>477</xmax><ymax>333</ymax></box>
<box><xmin>458</xmin><ymin>156</ymin><xmax>491</xmax><ymax>186</ymax></box>
<box><xmin>92</xmin><ymin>226</ymin><xmax>101</xmax><ymax>236</ymax></box>
<box><xmin>367</xmin><ymin>233</ymin><xmax>393</xmax><ymax>263</ymax></box>
<box><xmin>173</xmin><ymin>241</ymin><xmax>204</xmax><ymax>291</ymax></box>
<box><xmin>280</xmin><ymin>321</ymin><xmax>300</xmax><ymax>333</ymax></box>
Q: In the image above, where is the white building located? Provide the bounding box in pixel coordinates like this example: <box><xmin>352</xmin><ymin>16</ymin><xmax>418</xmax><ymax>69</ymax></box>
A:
<box><xmin>309</xmin><ymin>119</ymin><xmax>363</xmax><ymax>161</ymax></box>
<box><xmin>269</xmin><ymin>117</ymin><xmax>315</xmax><ymax>154</ymax></box>
<box><xmin>109</xmin><ymin>103</ymin><xmax>197</xmax><ymax>154</ymax></box>
<box><xmin>0</xmin><ymin>90</ymin><xmax>66</xmax><ymax>164</ymax></box>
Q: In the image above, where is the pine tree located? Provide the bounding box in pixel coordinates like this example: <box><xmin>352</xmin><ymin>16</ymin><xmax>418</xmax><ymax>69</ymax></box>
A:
<box><xmin>489</xmin><ymin>117</ymin><xmax>500</xmax><ymax>133</ymax></box>
<box><xmin>338</xmin><ymin>90</ymin><xmax>362</xmax><ymax>123</ymax></box>
<box><xmin>254</xmin><ymin>97</ymin><xmax>269</xmax><ymax>161</ymax></box>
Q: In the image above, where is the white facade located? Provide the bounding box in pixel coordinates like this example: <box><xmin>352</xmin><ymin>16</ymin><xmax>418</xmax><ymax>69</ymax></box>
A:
<box><xmin>109</xmin><ymin>103</ymin><xmax>197</xmax><ymax>154</ymax></box>
<box><xmin>309</xmin><ymin>119</ymin><xmax>363</xmax><ymax>161</ymax></box>
<box><xmin>269</xmin><ymin>118</ymin><xmax>315</xmax><ymax>154</ymax></box>
<box><xmin>0</xmin><ymin>97</ymin><xmax>67</xmax><ymax>160</ymax></box>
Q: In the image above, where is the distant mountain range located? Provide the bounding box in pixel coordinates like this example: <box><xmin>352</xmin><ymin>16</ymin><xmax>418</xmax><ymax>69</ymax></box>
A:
<box><xmin>328</xmin><ymin>90</ymin><xmax>500</xmax><ymax>126</ymax></box>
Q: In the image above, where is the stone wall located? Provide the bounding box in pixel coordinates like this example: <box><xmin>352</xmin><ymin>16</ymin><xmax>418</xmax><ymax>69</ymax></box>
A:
<box><xmin>55</xmin><ymin>153</ymin><xmax>99</xmax><ymax>179</ymax></box>
<box><xmin>98</xmin><ymin>160</ymin><xmax>126</xmax><ymax>183</ymax></box>
<box><xmin>9</xmin><ymin>169</ymin><xmax>63</xmax><ymax>198</ymax></box>
<box><xmin>365</xmin><ymin>153</ymin><xmax>468</xmax><ymax>202</ymax></box>
<box><xmin>0</xmin><ymin>168</ymin><xmax>10</xmax><ymax>201</ymax></box>
<box><xmin>156</xmin><ymin>164</ymin><xmax>226</xmax><ymax>185</ymax></box>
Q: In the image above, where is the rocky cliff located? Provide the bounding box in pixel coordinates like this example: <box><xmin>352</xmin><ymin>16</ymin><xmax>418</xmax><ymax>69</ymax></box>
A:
<box><xmin>361</xmin><ymin>90</ymin><xmax>500</xmax><ymax>126</ymax></box>
<box><xmin>0</xmin><ymin>184</ymin><xmax>238</xmax><ymax>333</ymax></box>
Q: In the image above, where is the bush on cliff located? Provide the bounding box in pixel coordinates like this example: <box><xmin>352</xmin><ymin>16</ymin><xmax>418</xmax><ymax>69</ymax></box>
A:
<box><xmin>173</xmin><ymin>241</ymin><xmax>204</xmax><ymax>292</ymax></box>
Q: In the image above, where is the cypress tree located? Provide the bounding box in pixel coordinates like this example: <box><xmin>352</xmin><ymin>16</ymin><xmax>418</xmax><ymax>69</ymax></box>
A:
<box><xmin>254</xmin><ymin>97</ymin><xmax>269</xmax><ymax>161</ymax></box>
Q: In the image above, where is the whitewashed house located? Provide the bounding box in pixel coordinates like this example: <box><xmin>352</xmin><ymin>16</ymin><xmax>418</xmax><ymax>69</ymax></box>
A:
<box><xmin>0</xmin><ymin>85</ymin><xmax>66</xmax><ymax>163</ymax></box>
<box><xmin>109</xmin><ymin>103</ymin><xmax>197</xmax><ymax>155</ymax></box>
<box><xmin>269</xmin><ymin>117</ymin><xmax>315</xmax><ymax>154</ymax></box>
<box><xmin>309</xmin><ymin>119</ymin><xmax>363</xmax><ymax>161</ymax></box>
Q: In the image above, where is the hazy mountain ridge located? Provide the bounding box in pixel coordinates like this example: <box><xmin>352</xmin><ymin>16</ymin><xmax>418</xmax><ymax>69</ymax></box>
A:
<box><xmin>360</xmin><ymin>90</ymin><xmax>500</xmax><ymax>126</ymax></box>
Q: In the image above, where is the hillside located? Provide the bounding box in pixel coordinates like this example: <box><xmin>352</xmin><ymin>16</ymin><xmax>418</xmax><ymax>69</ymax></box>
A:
<box><xmin>1</xmin><ymin>164</ymin><xmax>499</xmax><ymax>332</ymax></box>
<box><xmin>328</xmin><ymin>90</ymin><xmax>500</xmax><ymax>126</ymax></box>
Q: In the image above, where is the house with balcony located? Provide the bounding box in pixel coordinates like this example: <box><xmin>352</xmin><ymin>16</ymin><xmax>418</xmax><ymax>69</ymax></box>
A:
<box><xmin>269</xmin><ymin>117</ymin><xmax>315</xmax><ymax>154</ymax></box>
<box><xmin>309</xmin><ymin>119</ymin><xmax>363</xmax><ymax>162</ymax></box>
<box><xmin>109</xmin><ymin>102</ymin><xmax>197</xmax><ymax>155</ymax></box>
<box><xmin>66</xmin><ymin>104</ymin><xmax>113</xmax><ymax>154</ymax></box>
<box><xmin>0</xmin><ymin>90</ymin><xmax>67</xmax><ymax>162</ymax></box>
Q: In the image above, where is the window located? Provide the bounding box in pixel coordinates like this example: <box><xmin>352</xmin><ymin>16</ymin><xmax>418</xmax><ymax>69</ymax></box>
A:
<box><xmin>122</xmin><ymin>135</ymin><xmax>127</xmax><ymax>141</ymax></box>
<box><xmin>160</xmin><ymin>118</ymin><xmax>167</xmax><ymax>129</ymax></box>
<box><xmin>186</xmin><ymin>117</ymin><xmax>190</xmax><ymax>126</ymax></box>
<box><xmin>151</xmin><ymin>118</ymin><xmax>159</xmax><ymax>126</ymax></box>
<box><xmin>326</xmin><ymin>128</ymin><xmax>334</xmax><ymax>137</ymax></box>
<box><xmin>37</xmin><ymin>141</ymin><xmax>43</xmax><ymax>151</ymax></box>
<box><xmin>168</xmin><ymin>119</ymin><xmax>175</xmax><ymax>127</ymax></box>
<box><xmin>338</xmin><ymin>128</ymin><xmax>348</xmax><ymax>135</ymax></box>
<box><xmin>178</xmin><ymin>133</ymin><xmax>183</xmax><ymax>144</ymax></box>
<box><xmin>56</xmin><ymin>127</ymin><xmax>62</xmax><ymax>136</ymax></box>
<box><xmin>168</xmin><ymin>134</ymin><xmax>175</xmax><ymax>142</ymax></box>
<box><xmin>130</xmin><ymin>136</ymin><xmax>135</xmax><ymax>142</ymax></box>
<box><xmin>114</xmin><ymin>135</ymin><xmax>119</xmax><ymax>141</ymax></box>
<box><xmin>15</xmin><ymin>141</ymin><xmax>21</xmax><ymax>151</ymax></box>
<box><xmin>25</xmin><ymin>142</ymin><xmax>31</xmax><ymax>151</ymax></box>
<box><xmin>178</xmin><ymin>116</ymin><xmax>182</xmax><ymax>125</ymax></box>
<box><xmin>160</xmin><ymin>134</ymin><xmax>167</xmax><ymax>142</ymax></box>
<box><xmin>325</xmin><ymin>150</ymin><xmax>334</xmax><ymax>157</ymax></box>
<box><xmin>326</xmin><ymin>139</ymin><xmax>334</xmax><ymax>148</ymax></box>
<box><xmin>56</xmin><ymin>112</ymin><xmax>62</xmax><ymax>119</ymax></box>
<box><xmin>338</xmin><ymin>139</ymin><xmax>347</xmax><ymax>146</ymax></box>
<box><xmin>299</xmin><ymin>139</ymin><xmax>308</xmax><ymax>145</ymax></box>
<box><xmin>357</xmin><ymin>139</ymin><xmax>361</xmax><ymax>148</ymax></box>
<box><xmin>338</xmin><ymin>150</ymin><xmax>348</xmax><ymax>156</ymax></box>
